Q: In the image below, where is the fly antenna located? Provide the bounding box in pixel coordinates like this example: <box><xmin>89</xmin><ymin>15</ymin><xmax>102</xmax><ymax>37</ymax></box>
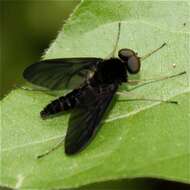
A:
<box><xmin>140</xmin><ymin>42</ymin><xmax>167</xmax><ymax>61</ymax></box>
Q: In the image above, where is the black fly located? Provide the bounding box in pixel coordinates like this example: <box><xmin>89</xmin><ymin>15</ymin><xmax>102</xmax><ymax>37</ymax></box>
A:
<box><xmin>23</xmin><ymin>23</ymin><xmax>185</xmax><ymax>157</ymax></box>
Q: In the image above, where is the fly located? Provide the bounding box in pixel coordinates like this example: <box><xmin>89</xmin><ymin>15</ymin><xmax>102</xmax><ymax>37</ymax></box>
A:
<box><xmin>23</xmin><ymin>22</ymin><xmax>186</xmax><ymax>157</ymax></box>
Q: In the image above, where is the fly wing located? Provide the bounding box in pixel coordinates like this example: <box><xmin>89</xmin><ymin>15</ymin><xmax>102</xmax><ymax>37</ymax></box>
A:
<box><xmin>23</xmin><ymin>58</ymin><xmax>103</xmax><ymax>90</ymax></box>
<box><xmin>65</xmin><ymin>83</ymin><xmax>118</xmax><ymax>155</ymax></box>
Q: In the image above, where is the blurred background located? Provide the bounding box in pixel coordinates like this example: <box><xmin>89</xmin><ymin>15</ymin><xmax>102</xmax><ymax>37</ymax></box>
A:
<box><xmin>0</xmin><ymin>0</ymin><xmax>80</xmax><ymax>98</ymax></box>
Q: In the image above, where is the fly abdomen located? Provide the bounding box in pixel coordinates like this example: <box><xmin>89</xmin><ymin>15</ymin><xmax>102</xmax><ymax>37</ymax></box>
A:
<box><xmin>40</xmin><ymin>91</ymin><xmax>79</xmax><ymax>119</ymax></box>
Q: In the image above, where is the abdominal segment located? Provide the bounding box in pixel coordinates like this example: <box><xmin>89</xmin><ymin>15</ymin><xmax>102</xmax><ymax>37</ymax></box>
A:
<box><xmin>40</xmin><ymin>89</ymin><xmax>80</xmax><ymax>119</ymax></box>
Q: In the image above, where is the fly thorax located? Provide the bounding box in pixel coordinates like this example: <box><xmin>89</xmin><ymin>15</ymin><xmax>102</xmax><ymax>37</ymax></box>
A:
<box><xmin>94</xmin><ymin>58</ymin><xmax>127</xmax><ymax>84</ymax></box>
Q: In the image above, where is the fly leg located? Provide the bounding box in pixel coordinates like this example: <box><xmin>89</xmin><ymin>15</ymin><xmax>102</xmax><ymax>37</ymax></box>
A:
<box><xmin>37</xmin><ymin>137</ymin><xmax>65</xmax><ymax>159</ymax></box>
<box><xmin>14</xmin><ymin>84</ymin><xmax>57</xmax><ymax>96</ymax></box>
<box><xmin>118</xmin><ymin>71</ymin><xmax>187</xmax><ymax>103</ymax></box>
<box><xmin>106</xmin><ymin>22</ymin><xmax>121</xmax><ymax>58</ymax></box>
<box><xmin>117</xmin><ymin>92</ymin><xmax>178</xmax><ymax>104</ymax></box>
<box><xmin>14</xmin><ymin>84</ymin><xmax>44</xmax><ymax>91</ymax></box>
<box><xmin>126</xmin><ymin>71</ymin><xmax>186</xmax><ymax>92</ymax></box>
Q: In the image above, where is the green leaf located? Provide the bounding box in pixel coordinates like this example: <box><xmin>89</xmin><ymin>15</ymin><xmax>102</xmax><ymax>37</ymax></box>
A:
<box><xmin>1</xmin><ymin>1</ymin><xmax>189</xmax><ymax>189</ymax></box>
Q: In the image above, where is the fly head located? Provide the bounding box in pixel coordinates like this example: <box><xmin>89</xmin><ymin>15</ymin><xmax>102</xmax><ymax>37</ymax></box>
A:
<box><xmin>118</xmin><ymin>48</ymin><xmax>141</xmax><ymax>74</ymax></box>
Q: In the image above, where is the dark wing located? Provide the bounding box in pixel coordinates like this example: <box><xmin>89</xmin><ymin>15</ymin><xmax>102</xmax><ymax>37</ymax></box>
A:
<box><xmin>65</xmin><ymin>83</ymin><xmax>118</xmax><ymax>155</ymax></box>
<box><xmin>23</xmin><ymin>58</ymin><xmax>103</xmax><ymax>90</ymax></box>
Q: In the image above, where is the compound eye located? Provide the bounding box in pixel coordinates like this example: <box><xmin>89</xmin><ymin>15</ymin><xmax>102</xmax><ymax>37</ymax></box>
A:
<box><xmin>126</xmin><ymin>56</ymin><xmax>140</xmax><ymax>74</ymax></box>
<box><xmin>118</xmin><ymin>49</ymin><xmax>135</xmax><ymax>61</ymax></box>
